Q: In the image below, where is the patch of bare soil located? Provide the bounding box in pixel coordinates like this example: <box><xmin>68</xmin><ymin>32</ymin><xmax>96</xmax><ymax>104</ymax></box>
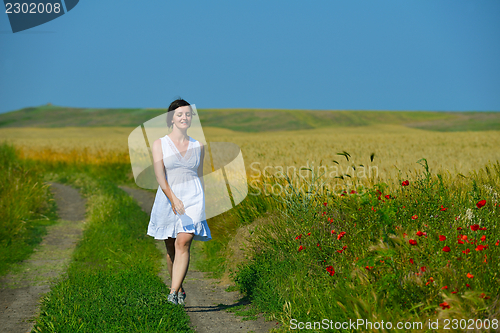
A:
<box><xmin>119</xmin><ymin>185</ymin><xmax>281</xmax><ymax>333</ymax></box>
<box><xmin>0</xmin><ymin>182</ymin><xmax>87</xmax><ymax>333</ymax></box>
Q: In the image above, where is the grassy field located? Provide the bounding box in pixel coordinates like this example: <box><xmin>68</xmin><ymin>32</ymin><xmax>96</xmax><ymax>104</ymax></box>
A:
<box><xmin>1</xmin><ymin>106</ymin><xmax>500</xmax><ymax>332</ymax></box>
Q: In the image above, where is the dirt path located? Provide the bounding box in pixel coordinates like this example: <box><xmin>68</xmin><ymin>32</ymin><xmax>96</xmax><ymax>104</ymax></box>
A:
<box><xmin>0</xmin><ymin>182</ymin><xmax>87</xmax><ymax>333</ymax></box>
<box><xmin>119</xmin><ymin>185</ymin><xmax>279</xmax><ymax>333</ymax></box>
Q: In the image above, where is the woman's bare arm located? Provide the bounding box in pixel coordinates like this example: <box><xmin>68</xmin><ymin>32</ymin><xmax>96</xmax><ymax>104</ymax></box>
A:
<box><xmin>152</xmin><ymin>138</ymin><xmax>183</xmax><ymax>214</ymax></box>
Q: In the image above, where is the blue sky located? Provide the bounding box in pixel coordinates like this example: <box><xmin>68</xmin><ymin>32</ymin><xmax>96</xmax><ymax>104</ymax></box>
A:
<box><xmin>1</xmin><ymin>0</ymin><xmax>499</xmax><ymax>114</ymax></box>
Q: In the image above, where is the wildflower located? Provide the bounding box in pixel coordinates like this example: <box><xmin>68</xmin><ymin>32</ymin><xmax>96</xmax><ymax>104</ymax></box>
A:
<box><xmin>317</xmin><ymin>243</ymin><xmax>320</xmax><ymax>247</ymax></box>
<box><xmin>460</xmin><ymin>235</ymin><xmax>468</xmax><ymax>241</ymax></box>
<box><xmin>385</xmin><ymin>194</ymin><xmax>391</xmax><ymax>199</ymax></box>
<box><xmin>411</xmin><ymin>215</ymin><xmax>418</xmax><ymax>220</ymax></box>
<box><xmin>480</xmin><ymin>293</ymin><xmax>490</xmax><ymax>299</ymax></box>
<box><xmin>466</xmin><ymin>284</ymin><xmax>470</xmax><ymax>288</ymax></box>
<box><xmin>337</xmin><ymin>231</ymin><xmax>346</xmax><ymax>240</ymax></box>
<box><xmin>495</xmin><ymin>240</ymin><xmax>499</xmax><ymax>246</ymax></box>
<box><xmin>458</xmin><ymin>240</ymin><xmax>464</xmax><ymax>244</ymax></box>
<box><xmin>442</xmin><ymin>246</ymin><xmax>451</xmax><ymax>252</ymax></box>
<box><xmin>326</xmin><ymin>266</ymin><xmax>335</xmax><ymax>276</ymax></box>
<box><xmin>307</xmin><ymin>232</ymin><xmax>311</xmax><ymax>236</ymax></box>
<box><xmin>442</xmin><ymin>286</ymin><xmax>448</xmax><ymax>290</ymax></box>
<box><xmin>480</xmin><ymin>235</ymin><xmax>486</xmax><ymax>242</ymax></box>
<box><xmin>457</xmin><ymin>227</ymin><xmax>462</xmax><ymax>230</ymax></box>
<box><xmin>451</xmin><ymin>290</ymin><xmax>458</xmax><ymax>294</ymax></box>
<box><xmin>298</xmin><ymin>245</ymin><xmax>304</xmax><ymax>252</ymax></box>
<box><xmin>439</xmin><ymin>235</ymin><xmax>446</xmax><ymax>241</ymax></box>
<box><xmin>426</xmin><ymin>277</ymin><xmax>434</xmax><ymax>286</ymax></box>
<box><xmin>409</xmin><ymin>239</ymin><xmax>417</xmax><ymax>245</ymax></box>
<box><xmin>440</xmin><ymin>302</ymin><xmax>450</xmax><ymax>310</ymax></box>
<box><xmin>295</xmin><ymin>234</ymin><xmax>302</xmax><ymax>240</ymax></box>
<box><xmin>331</xmin><ymin>230</ymin><xmax>336</xmax><ymax>234</ymax></box>
<box><xmin>323</xmin><ymin>202</ymin><xmax>327</xmax><ymax>207</ymax></box>
<box><xmin>402</xmin><ymin>180</ymin><xmax>409</xmax><ymax>186</ymax></box>
<box><xmin>467</xmin><ymin>273</ymin><xmax>474</xmax><ymax>279</ymax></box>
<box><xmin>403</xmin><ymin>233</ymin><xmax>408</xmax><ymax>238</ymax></box>
<box><xmin>420</xmin><ymin>266</ymin><xmax>426</xmax><ymax>272</ymax></box>
<box><xmin>475</xmin><ymin>245</ymin><xmax>485</xmax><ymax>251</ymax></box>
<box><xmin>365</xmin><ymin>266</ymin><xmax>374</xmax><ymax>270</ymax></box>
<box><xmin>476</xmin><ymin>200</ymin><xmax>486</xmax><ymax>208</ymax></box>
<box><xmin>440</xmin><ymin>205</ymin><xmax>448</xmax><ymax>211</ymax></box>
<box><xmin>479</xmin><ymin>227</ymin><xmax>487</xmax><ymax>230</ymax></box>
<box><xmin>409</xmin><ymin>258</ymin><xmax>414</xmax><ymax>264</ymax></box>
<box><xmin>470</xmin><ymin>224</ymin><xmax>480</xmax><ymax>231</ymax></box>
<box><xmin>350</xmin><ymin>190</ymin><xmax>357</xmax><ymax>194</ymax></box>
<box><xmin>462</xmin><ymin>249</ymin><xmax>470</xmax><ymax>254</ymax></box>
<box><xmin>416</xmin><ymin>230</ymin><xmax>424</xmax><ymax>236</ymax></box>
<box><xmin>322</xmin><ymin>211</ymin><xmax>327</xmax><ymax>216</ymax></box>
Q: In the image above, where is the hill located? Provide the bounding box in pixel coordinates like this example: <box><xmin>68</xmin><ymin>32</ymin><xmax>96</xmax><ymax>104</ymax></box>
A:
<box><xmin>0</xmin><ymin>104</ymin><xmax>498</xmax><ymax>132</ymax></box>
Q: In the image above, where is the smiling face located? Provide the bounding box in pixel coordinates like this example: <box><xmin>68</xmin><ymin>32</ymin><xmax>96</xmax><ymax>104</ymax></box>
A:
<box><xmin>171</xmin><ymin>105</ymin><xmax>193</xmax><ymax>129</ymax></box>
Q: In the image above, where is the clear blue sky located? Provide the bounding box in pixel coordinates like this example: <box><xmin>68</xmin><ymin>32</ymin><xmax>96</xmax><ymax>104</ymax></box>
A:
<box><xmin>1</xmin><ymin>0</ymin><xmax>499</xmax><ymax>114</ymax></box>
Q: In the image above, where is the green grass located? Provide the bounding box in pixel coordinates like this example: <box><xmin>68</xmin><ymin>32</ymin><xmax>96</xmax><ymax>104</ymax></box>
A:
<box><xmin>0</xmin><ymin>142</ymin><xmax>58</xmax><ymax>276</ymax></box>
<box><xmin>1</xmin><ymin>104</ymin><xmax>499</xmax><ymax>132</ymax></box>
<box><xmin>32</xmin><ymin>170</ymin><xmax>193</xmax><ymax>332</ymax></box>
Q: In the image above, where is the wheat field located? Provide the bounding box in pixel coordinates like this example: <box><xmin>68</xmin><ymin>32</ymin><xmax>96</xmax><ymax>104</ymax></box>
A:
<box><xmin>1</xmin><ymin>125</ymin><xmax>499</xmax><ymax>186</ymax></box>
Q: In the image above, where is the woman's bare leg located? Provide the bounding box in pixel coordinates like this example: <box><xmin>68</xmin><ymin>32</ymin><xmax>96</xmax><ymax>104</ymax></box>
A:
<box><xmin>164</xmin><ymin>238</ymin><xmax>184</xmax><ymax>293</ymax></box>
<box><xmin>170</xmin><ymin>232</ymin><xmax>194</xmax><ymax>293</ymax></box>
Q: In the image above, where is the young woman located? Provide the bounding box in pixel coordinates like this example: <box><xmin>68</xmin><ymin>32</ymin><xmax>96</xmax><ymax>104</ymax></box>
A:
<box><xmin>147</xmin><ymin>98</ymin><xmax>211</xmax><ymax>305</ymax></box>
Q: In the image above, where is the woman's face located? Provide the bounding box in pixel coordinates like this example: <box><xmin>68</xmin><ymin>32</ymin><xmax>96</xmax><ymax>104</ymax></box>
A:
<box><xmin>172</xmin><ymin>106</ymin><xmax>192</xmax><ymax>129</ymax></box>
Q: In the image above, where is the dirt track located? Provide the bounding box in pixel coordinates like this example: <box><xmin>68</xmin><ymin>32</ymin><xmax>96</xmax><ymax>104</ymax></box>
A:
<box><xmin>119</xmin><ymin>185</ymin><xmax>279</xmax><ymax>333</ymax></box>
<box><xmin>0</xmin><ymin>182</ymin><xmax>87</xmax><ymax>333</ymax></box>
<box><xmin>0</xmin><ymin>182</ymin><xmax>278</xmax><ymax>333</ymax></box>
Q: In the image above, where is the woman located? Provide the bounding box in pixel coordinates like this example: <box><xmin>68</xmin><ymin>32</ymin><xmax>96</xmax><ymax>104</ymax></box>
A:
<box><xmin>147</xmin><ymin>98</ymin><xmax>211</xmax><ymax>305</ymax></box>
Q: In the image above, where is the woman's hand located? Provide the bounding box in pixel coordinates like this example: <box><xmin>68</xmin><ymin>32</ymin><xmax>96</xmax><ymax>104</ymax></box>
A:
<box><xmin>172</xmin><ymin>196</ymin><xmax>185</xmax><ymax>215</ymax></box>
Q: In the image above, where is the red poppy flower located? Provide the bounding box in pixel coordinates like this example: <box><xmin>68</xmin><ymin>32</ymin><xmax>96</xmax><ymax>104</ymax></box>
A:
<box><xmin>442</xmin><ymin>286</ymin><xmax>448</xmax><ymax>290</ymax></box>
<box><xmin>470</xmin><ymin>224</ymin><xmax>480</xmax><ymax>231</ymax></box>
<box><xmin>295</xmin><ymin>234</ymin><xmax>302</xmax><ymax>240</ymax></box>
<box><xmin>411</xmin><ymin>215</ymin><xmax>418</xmax><ymax>220</ymax></box>
<box><xmin>322</xmin><ymin>211</ymin><xmax>327</xmax><ymax>216</ymax></box>
<box><xmin>480</xmin><ymin>235</ymin><xmax>486</xmax><ymax>242</ymax></box>
<box><xmin>307</xmin><ymin>232</ymin><xmax>311</xmax><ymax>236</ymax></box>
<box><xmin>403</xmin><ymin>233</ymin><xmax>408</xmax><ymax>238</ymax></box>
<box><xmin>476</xmin><ymin>200</ymin><xmax>486</xmax><ymax>208</ymax></box>
<box><xmin>495</xmin><ymin>240</ymin><xmax>499</xmax><ymax>246</ymax></box>
<box><xmin>467</xmin><ymin>273</ymin><xmax>474</xmax><ymax>279</ymax></box>
<box><xmin>480</xmin><ymin>293</ymin><xmax>490</xmax><ymax>299</ymax></box>
<box><xmin>466</xmin><ymin>283</ymin><xmax>470</xmax><ymax>288</ymax></box>
<box><xmin>439</xmin><ymin>235</ymin><xmax>446</xmax><ymax>241</ymax></box>
<box><xmin>337</xmin><ymin>250</ymin><xmax>343</xmax><ymax>253</ymax></box>
<box><xmin>402</xmin><ymin>180</ymin><xmax>409</xmax><ymax>186</ymax></box>
<box><xmin>442</xmin><ymin>246</ymin><xmax>451</xmax><ymax>252</ymax></box>
<box><xmin>326</xmin><ymin>265</ymin><xmax>335</xmax><ymax>276</ymax></box>
<box><xmin>317</xmin><ymin>243</ymin><xmax>320</xmax><ymax>247</ymax></box>
<box><xmin>458</xmin><ymin>240</ymin><xmax>464</xmax><ymax>244</ymax></box>
<box><xmin>385</xmin><ymin>194</ymin><xmax>391</xmax><ymax>199</ymax></box>
<box><xmin>440</xmin><ymin>302</ymin><xmax>450</xmax><ymax>310</ymax></box>
<box><xmin>475</xmin><ymin>245</ymin><xmax>485</xmax><ymax>251</ymax></box>
<box><xmin>457</xmin><ymin>227</ymin><xmax>462</xmax><ymax>230</ymax></box>
<box><xmin>416</xmin><ymin>230</ymin><xmax>424</xmax><ymax>236</ymax></box>
<box><xmin>460</xmin><ymin>235</ymin><xmax>468</xmax><ymax>240</ymax></box>
<box><xmin>451</xmin><ymin>290</ymin><xmax>458</xmax><ymax>294</ymax></box>
<box><xmin>298</xmin><ymin>245</ymin><xmax>304</xmax><ymax>252</ymax></box>
<box><xmin>365</xmin><ymin>266</ymin><xmax>374</xmax><ymax>270</ymax></box>
<box><xmin>462</xmin><ymin>249</ymin><xmax>470</xmax><ymax>254</ymax></box>
<box><xmin>337</xmin><ymin>231</ymin><xmax>346</xmax><ymax>240</ymax></box>
<box><xmin>409</xmin><ymin>239</ymin><xmax>417</xmax><ymax>245</ymax></box>
<box><xmin>331</xmin><ymin>230</ymin><xmax>336</xmax><ymax>234</ymax></box>
<box><xmin>479</xmin><ymin>227</ymin><xmax>487</xmax><ymax>230</ymax></box>
<box><xmin>350</xmin><ymin>190</ymin><xmax>357</xmax><ymax>194</ymax></box>
<box><xmin>323</xmin><ymin>202</ymin><xmax>327</xmax><ymax>207</ymax></box>
<box><xmin>440</xmin><ymin>205</ymin><xmax>448</xmax><ymax>211</ymax></box>
<box><xmin>409</xmin><ymin>258</ymin><xmax>414</xmax><ymax>264</ymax></box>
<box><xmin>420</xmin><ymin>266</ymin><xmax>426</xmax><ymax>272</ymax></box>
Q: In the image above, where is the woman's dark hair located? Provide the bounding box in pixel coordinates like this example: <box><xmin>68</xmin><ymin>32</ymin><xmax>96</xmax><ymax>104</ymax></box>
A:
<box><xmin>166</xmin><ymin>98</ymin><xmax>195</xmax><ymax>129</ymax></box>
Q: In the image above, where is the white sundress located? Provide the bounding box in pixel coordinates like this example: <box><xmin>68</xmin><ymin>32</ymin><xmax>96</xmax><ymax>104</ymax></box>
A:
<box><xmin>147</xmin><ymin>135</ymin><xmax>211</xmax><ymax>241</ymax></box>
